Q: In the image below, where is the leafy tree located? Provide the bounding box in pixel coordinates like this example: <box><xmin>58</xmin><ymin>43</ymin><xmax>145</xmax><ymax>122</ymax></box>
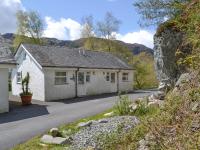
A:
<box><xmin>134</xmin><ymin>0</ymin><xmax>189</xmax><ymax>26</ymax></box>
<box><xmin>14</xmin><ymin>10</ymin><xmax>44</xmax><ymax>48</ymax></box>
<box><xmin>133</xmin><ymin>52</ymin><xmax>158</xmax><ymax>89</ymax></box>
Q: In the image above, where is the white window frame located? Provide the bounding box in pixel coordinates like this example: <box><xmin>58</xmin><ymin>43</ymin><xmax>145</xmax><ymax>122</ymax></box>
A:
<box><xmin>86</xmin><ymin>72</ymin><xmax>91</xmax><ymax>83</ymax></box>
<box><xmin>122</xmin><ymin>73</ymin><xmax>129</xmax><ymax>82</ymax></box>
<box><xmin>55</xmin><ymin>72</ymin><xmax>67</xmax><ymax>85</ymax></box>
<box><xmin>16</xmin><ymin>72</ymin><xmax>22</xmax><ymax>84</ymax></box>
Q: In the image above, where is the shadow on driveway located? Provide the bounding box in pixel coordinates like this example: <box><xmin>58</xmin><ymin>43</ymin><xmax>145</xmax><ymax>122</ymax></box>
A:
<box><xmin>0</xmin><ymin>101</ymin><xmax>49</xmax><ymax>124</ymax></box>
<box><xmin>0</xmin><ymin>90</ymin><xmax>155</xmax><ymax>124</ymax></box>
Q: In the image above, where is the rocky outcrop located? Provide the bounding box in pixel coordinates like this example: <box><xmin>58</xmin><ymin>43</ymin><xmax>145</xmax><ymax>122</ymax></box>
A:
<box><xmin>154</xmin><ymin>27</ymin><xmax>183</xmax><ymax>86</ymax></box>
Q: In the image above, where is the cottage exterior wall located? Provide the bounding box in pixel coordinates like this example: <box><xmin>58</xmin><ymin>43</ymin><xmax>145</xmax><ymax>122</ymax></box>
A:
<box><xmin>119</xmin><ymin>70</ymin><xmax>134</xmax><ymax>92</ymax></box>
<box><xmin>79</xmin><ymin>69</ymin><xmax>118</xmax><ymax>96</ymax></box>
<box><xmin>43</xmin><ymin>68</ymin><xmax>133</xmax><ymax>101</ymax></box>
<box><xmin>44</xmin><ymin>68</ymin><xmax>76</xmax><ymax>101</ymax></box>
<box><xmin>12</xmin><ymin>47</ymin><xmax>45</xmax><ymax>101</ymax></box>
<box><xmin>0</xmin><ymin>68</ymin><xmax>9</xmax><ymax>113</ymax></box>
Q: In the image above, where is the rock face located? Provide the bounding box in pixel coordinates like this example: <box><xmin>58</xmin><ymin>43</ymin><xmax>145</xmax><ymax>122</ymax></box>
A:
<box><xmin>154</xmin><ymin>28</ymin><xmax>183</xmax><ymax>85</ymax></box>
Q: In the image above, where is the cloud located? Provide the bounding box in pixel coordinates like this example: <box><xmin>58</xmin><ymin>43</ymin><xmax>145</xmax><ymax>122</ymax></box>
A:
<box><xmin>43</xmin><ymin>16</ymin><xmax>154</xmax><ymax>48</ymax></box>
<box><xmin>116</xmin><ymin>30</ymin><xmax>154</xmax><ymax>48</ymax></box>
<box><xmin>0</xmin><ymin>0</ymin><xmax>23</xmax><ymax>34</ymax></box>
<box><xmin>43</xmin><ymin>17</ymin><xmax>82</xmax><ymax>40</ymax></box>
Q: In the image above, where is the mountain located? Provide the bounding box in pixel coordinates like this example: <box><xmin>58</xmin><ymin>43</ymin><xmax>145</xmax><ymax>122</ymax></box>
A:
<box><xmin>0</xmin><ymin>33</ymin><xmax>153</xmax><ymax>56</ymax></box>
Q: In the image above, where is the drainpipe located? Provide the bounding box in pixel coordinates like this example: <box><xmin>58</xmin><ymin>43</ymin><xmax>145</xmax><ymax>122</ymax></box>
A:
<box><xmin>75</xmin><ymin>68</ymin><xmax>79</xmax><ymax>97</ymax></box>
<box><xmin>117</xmin><ymin>70</ymin><xmax>121</xmax><ymax>94</ymax></box>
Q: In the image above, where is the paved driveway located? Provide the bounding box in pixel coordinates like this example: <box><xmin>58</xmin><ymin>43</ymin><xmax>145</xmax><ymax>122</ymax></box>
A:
<box><xmin>0</xmin><ymin>90</ymin><xmax>155</xmax><ymax>150</ymax></box>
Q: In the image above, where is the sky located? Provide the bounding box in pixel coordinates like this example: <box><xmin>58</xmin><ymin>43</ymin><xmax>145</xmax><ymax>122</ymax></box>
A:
<box><xmin>0</xmin><ymin>0</ymin><xmax>156</xmax><ymax>48</ymax></box>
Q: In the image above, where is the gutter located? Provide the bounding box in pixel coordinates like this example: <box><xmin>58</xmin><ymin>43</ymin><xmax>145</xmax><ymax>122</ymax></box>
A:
<box><xmin>117</xmin><ymin>70</ymin><xmax>121</xmax><ymax>93</ymax></box>
<box><xmin>75</xmin><ymin>68</ymin><xmax>79</xmax><ymax>97</ymax></box>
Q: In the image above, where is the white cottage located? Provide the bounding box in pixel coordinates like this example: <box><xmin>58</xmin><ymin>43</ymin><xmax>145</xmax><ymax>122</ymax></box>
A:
<box><xmin>12</xmin><ymin>43</ymin><xmax>134</xmax><ymax>101</ymax></box>
<box><xmin>0</xmin><ymin>57</ymin><xmax>16</xmax><ymax>113</ymax></box>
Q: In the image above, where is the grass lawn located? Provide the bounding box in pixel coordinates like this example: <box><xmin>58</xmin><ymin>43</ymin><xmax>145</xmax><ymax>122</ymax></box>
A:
<box><xmin>12</xmin><ymin>109</ymin><xmax>114</xmax><ymax>150</ymax></box>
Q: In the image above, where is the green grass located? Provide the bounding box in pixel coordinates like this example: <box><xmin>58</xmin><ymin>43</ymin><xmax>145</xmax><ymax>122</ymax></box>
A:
<box><xmin>12</xmin><ymin>109</ymin><xmax>114</xmax><ymax>150</ymax></box>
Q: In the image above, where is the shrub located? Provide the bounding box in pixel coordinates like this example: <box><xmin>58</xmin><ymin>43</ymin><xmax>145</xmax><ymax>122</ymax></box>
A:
<box><xmin>114</xmin><ymin>95</ymin><xmax>132</xmax><ymax>115</ymax></box>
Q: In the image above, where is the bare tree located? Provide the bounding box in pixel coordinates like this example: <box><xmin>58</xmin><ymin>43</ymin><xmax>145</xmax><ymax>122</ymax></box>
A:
<box><xmin>96</xmin><ymin>12</ymin><xmax>120</xmax><ymax>40</ymax></box>
<box><xmin>14</xmin><ymin>10</ymin><xmax>44</xmax><ymax>48</ymax></box>
<box><xmin>81</xmin><ymin>15</ymin><xmax>95</xmax><ymax>38</ymax></box>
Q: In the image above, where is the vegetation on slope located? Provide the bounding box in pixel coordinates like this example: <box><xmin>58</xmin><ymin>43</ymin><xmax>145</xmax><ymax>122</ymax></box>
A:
<box><xmin>101</xmin><ymin>72</ymin><xmax>200</xmax><ymax>150</ymax></box>
<box><xmin>95</xmin><ymin>0</ymin><xmax>200</xmax><ymax>149</ymax></box>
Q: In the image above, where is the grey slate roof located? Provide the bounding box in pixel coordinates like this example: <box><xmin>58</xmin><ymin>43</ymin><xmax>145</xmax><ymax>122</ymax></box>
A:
<box><xmin>22</xmin><ymin>43</ymin><xmax>132</xmax><ymax>70</ymax></box>
<box><xmin>0</xmin><ymin>56</ymin><xmax>16</xmax><ymax>65</ymax></box>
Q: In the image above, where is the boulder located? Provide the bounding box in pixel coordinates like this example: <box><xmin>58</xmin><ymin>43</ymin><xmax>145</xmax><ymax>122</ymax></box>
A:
<box><xmin>191</xmin><ymin>102</ymin><xmax>199</xmax><ymax>112</ymax></box>
<box><xmin>98</xmin><ymin>119</ymin><xmax>108</xmax><ymax>123</ymax></box>
<box><xmin>175</xmin><ymin>73</ymin><xmax>190</xmax><ymax>88</ymax></box>
<box><xmin>148</xmin><ymin>101</ymin><xmax>160</xmax><ymax>108</ymax></box>
<box><xmin>104</xmin><ymin>111</ymin><xmax>114</xmax><ymax>117</ymax></box>
<box><xmin>138</xmin><ymin>139</ymin><xmax>149</xmax><ymax>150</ymax></box>
<box><xmin>148</xmin><ymin>100</ymin><xmax>163</xmax><ymax>108</ymax></box>
<box><xmin>129</xmin><ymin>103</ymin><xmax>138</xmax><ymax>111</ymax></box>
<box><xmin>78</xmin><ymin>121</ymin><xmax>93</xmax><ymax>128</ymax></box>
<box><xmin>50</xmin><ymin>128</ymin><xmax>60</xmax><ymax>137</ymax></box>
<box><xmin>153</xmin><ymin>91</ymin><xmax>165</xmax><ymax>100</ymax></box>
<box><xmin>40</xmin><ymin>135</ymin><xmax>72</xmax><ymax>145</ymax></box>
<box><xmin>158</xmin><ymin>82</ymin><xmax>172</xmax><ymax>92</ymax></box>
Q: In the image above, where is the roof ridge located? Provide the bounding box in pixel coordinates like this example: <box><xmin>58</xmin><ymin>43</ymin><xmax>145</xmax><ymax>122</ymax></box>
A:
<box><xmin>22</xmin><ymin>43</ymin><xmax>113</xmax><ymax>55</ymax></box>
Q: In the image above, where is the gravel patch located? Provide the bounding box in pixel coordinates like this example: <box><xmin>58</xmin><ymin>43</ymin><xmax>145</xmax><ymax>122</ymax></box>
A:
<box><xmin>70</xmin><ymin>116</ymin><xmax>139</xmax><ymax>150</ymax></box>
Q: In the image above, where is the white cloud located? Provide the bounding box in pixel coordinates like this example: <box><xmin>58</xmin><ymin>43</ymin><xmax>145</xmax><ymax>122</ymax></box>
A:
<box><xmin>42</xmin><ymin>16</ymin><xmax>154</xmax><ymax>48</ymax></box>
<box><xmin>0</xmin><ymin>0</ymin><xmax>23</xmax><ymax>34</ymax></box>
<box><xmin>116</xmin><ymin>30</ymin><xmax>154</xmax><ymax>48</ymax></box>
<box><xmin>43</xmin><ymin>17</ymin><xmax>82</xmax><ymax>40</ymax></box>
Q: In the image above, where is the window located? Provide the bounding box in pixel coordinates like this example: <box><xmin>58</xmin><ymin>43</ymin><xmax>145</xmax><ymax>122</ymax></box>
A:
<box><xmin>111</xmin><ymin>73</ymin><xmax>115</xmax><ymax>83</ymax></box>
<box><xmin>55</xmin><ymin>72</ymin><xmax>67</xmax><ymax>85</ymax></box>
<box><xmin>86</xmin><ymin>72</ymin><xmax>90</xmax><ymax>83</ymax></box>
<box><xmin>106</xmin><ymin>72</ymin><xmax>110</xmax><ymax>81</ymax></box>
<box><xmin>78</xmin><ymin>72</ymin><xmax>84</xmax><ymax>84</ymax></box>
<box><xmin>17</xmin><ymin>72</ymin><xmax>22</xmax><ymax>84</ymax></box>
<box><xmin>122</xmin><ymin>73</ymin><xmax>129</xmax><ymax>82</ymax></box>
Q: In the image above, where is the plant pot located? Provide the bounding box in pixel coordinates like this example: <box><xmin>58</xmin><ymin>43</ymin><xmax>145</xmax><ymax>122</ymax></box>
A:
<box><xmin>20</xmin><ymin>95</ymin><xmax>32</xmax><ymax>105</ymax></box>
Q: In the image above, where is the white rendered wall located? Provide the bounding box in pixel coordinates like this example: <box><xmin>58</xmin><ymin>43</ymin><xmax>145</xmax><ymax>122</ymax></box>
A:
<box><xmin>79</xmin><ymin>69</ymin><xmax>118</xmax><ymax>96</ymax></box>
<box><xmin>0</xmin><ymin>68</ymin><xmax>9</xmax><ymax>113</ymax></box>
<box><xmin>44</xmin><ymin>68</ymin><xmax>133</xmax><ymax>101</ymax></box>
<box><xmin>12</xmin><ymin>49</ymin><xmax>45</xmax><ymax>101</ymax></box>
<box><xmin>118</xmin><ymin>70</ymin><xmax>134</xmax><ymax>92</ymax></box>
<box><xmin>44</xmin><ymin>68</ymin><xmax>76</xmax><ymax>101</ymax></box>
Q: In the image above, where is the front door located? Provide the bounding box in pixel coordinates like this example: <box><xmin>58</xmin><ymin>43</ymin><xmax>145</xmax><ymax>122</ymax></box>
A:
<box><xmin>77</xmin><ymin>72</ymin><xmax>86</xmax><ymax>96</ymax></box>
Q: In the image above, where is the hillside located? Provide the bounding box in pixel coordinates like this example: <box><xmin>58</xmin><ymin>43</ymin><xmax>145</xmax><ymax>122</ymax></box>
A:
<box><xmin>0</xmin><ymin>33</ymin><xmax>153</xmax><ymax>56</ymax></box>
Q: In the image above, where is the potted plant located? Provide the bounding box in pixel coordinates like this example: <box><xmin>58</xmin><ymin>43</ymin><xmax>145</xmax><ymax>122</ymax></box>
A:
<box><xmin>20</xmin><ymin>72</ymin><xmax>32</xmax><ymax>105</ymax></box>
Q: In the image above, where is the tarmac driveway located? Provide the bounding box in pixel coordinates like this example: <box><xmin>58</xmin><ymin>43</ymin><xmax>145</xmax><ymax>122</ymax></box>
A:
<box><xmin>0</xmin><ymin>90</ymin><xmax>155</xmax><ymax>150</ymax></box>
